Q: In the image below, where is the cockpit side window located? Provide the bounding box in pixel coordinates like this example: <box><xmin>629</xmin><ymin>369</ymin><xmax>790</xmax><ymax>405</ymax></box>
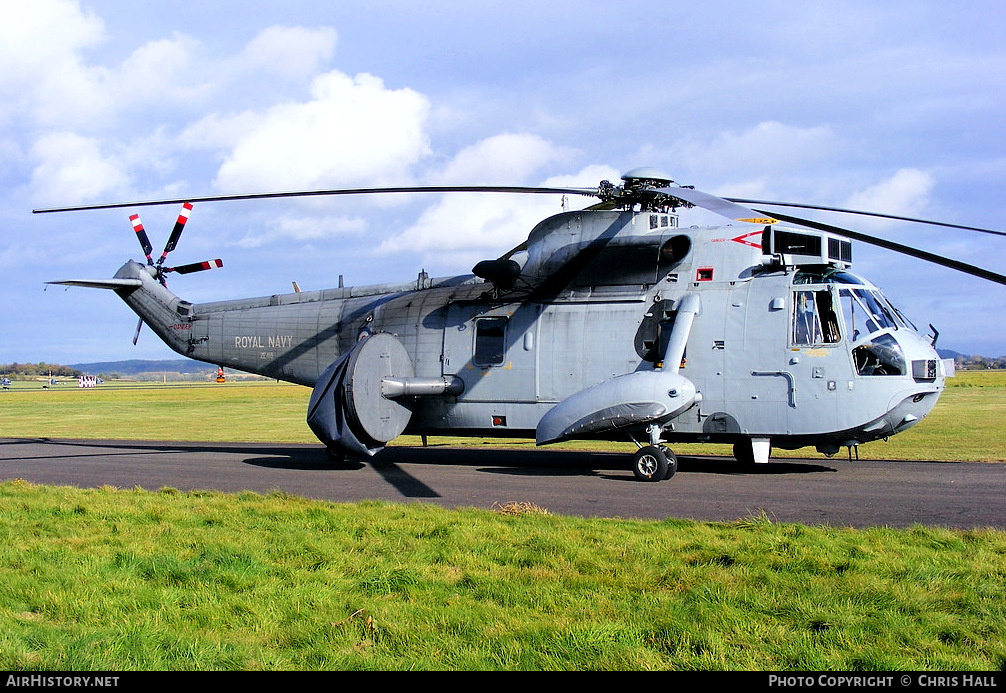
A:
<box><xmin>792</xmin><ymin>289</ymin><xmax>840</xmax><ymax>345</ymax></box>
<box><xmin>852</xmin><ymin>333</ymin><xmax>907</xmax><ymax>376</ymax></box>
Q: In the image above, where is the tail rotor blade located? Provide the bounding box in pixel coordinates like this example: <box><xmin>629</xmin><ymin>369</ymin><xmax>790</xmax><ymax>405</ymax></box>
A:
<box><xmin>157</xmin><ymin>202</ymin><xmax>193</xmax><ymax>266</ymax></box>
<box><xmin>129</xmin><ymin>214</ymin><xmax>154</xmax><ymax>264</ymax></box>
<box><xmin>132</xmin><ymin>317</ymin><xmax>143</xmax><ymax>345</ymax></box>
<box><xmin>166</xmin><ymin>259</ymin><xmax>223</xmax><ymax>275</ymax></box>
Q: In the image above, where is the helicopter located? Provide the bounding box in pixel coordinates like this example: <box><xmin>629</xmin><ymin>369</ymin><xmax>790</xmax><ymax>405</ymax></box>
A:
<box><xmin>36</xmin><ymin>168</ymin><xmax>1006</xmax><ymax>481</ymax></box>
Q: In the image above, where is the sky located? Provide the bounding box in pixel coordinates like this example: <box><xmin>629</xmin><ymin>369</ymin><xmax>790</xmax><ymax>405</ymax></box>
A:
<box><xmin>4</xmin><ymin>0</ymin><xmax>1006</xmax><ymax>366</ymax></box>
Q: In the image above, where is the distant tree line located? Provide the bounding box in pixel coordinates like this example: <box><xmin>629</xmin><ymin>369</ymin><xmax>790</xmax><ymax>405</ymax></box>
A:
<box><xmin>954</xmin><ymin>354</ymin><xmax>1006</xmax><ymax>370</ymax></box>
<box><xmin>1</xmin><ymin>363</ymin><xmax>83</xmax><ymax>379</ymax></box>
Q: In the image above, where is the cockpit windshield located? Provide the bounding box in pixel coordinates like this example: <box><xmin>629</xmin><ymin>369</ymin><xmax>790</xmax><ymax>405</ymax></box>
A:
<box><xmin>793</xmin><ymin>269</ymin><xmax>917</xmax><ymax>341</ymax></box>
<box><xmin>791</xmin><ymin>271</ymin><xmax>916</xmax><ymax>377</ymax></box>
<box><xmin>852</xmin><ymin>333</ymin><xmax>906</xmax><ymax>376</ymax></box>
<box><xmin>792</xmin><ymin>289</ymin><xmax>840</xmax><ymax>345</ymax></box>
<box><xmin>838</xmin><ymin>288</ymin><xmax>911</xmax><ymax>342</ymax></box>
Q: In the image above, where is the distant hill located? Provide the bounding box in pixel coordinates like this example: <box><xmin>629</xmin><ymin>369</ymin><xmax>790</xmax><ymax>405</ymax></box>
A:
<box><xmin>68</xmin><ymin>359</ymin><xmax>216</xmax><ymax>376</ymax></box>
<box><xmin>937</xmin><ymin>349</ymin><xmax>965</xmax><ymax>360</ymax></box>
<box><xmin>63</xmin><ymin>351</ymin><xmax>1006</xmax><ymax>377</ymax></box>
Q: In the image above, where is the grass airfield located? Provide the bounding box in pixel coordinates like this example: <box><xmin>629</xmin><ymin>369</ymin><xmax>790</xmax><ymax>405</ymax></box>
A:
<box><xmin>0</xmin><ymin>370</ymin><xmax>1003</xmax><ymax>670</ymax></box>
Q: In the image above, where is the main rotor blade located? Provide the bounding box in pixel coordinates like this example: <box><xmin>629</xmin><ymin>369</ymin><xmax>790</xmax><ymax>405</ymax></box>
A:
<box><xmin>655</xmin><ymin>186</ymin><xmax>779</xmax><ymax>224</ymax></box>
<box><xmin>32</xmin><ymin>186</ymin><xmax>599</xmax><ymax>213</ymax></box>
<box><xmin>727</xmin><ymin>198</ymin><xmax>1006</xmax><ymax>238</ymax></box>
<box><xmin>763</xmin><ymin>209</ymin><xmax>1006</xmax><ymax>286</ymax></box>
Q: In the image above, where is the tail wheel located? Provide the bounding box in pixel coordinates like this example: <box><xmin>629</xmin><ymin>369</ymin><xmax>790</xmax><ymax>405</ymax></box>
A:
<box><xmin>633</xmin><ymin>445</ymin><xmax>670</xmax><ymax>482</ymax></box>
<box><xmin>733</xmin><ymin>441</ymin><xmax>755</xmax><ymax>465</ymax></box>
<box><xmin>732</xmin><ymin>440</ymin><xmax>770</xmax><ymax>465</ymax></box>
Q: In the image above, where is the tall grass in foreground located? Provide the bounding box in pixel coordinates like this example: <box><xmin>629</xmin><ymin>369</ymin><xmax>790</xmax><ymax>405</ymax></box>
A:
<box><xmin>1</xmin><ymin>481</ymin><xmax>1003</xmax><ymax>671</ymax></box>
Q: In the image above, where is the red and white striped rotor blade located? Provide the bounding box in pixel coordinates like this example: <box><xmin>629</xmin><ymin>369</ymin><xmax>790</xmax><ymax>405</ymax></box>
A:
<box><xmin>167</xmin><ymin>259</ymin><xmax>223</xmax><ymax>275</ymax></box>
<box><xmin>157</xmin><ymin>202</ymin><xmax>193</xmax><ymax>264</ymax></box>
<box><xmin>129</xmin><ymin>214</ymin><xmax>154</xmax><ymax>264</ymax></box>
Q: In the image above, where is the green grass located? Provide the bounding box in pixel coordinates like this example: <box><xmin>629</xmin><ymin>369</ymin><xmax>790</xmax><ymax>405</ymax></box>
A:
<box><xmin>0</xmin><ymin>381</ymin><xmax>311</xmax><ymax>443</ymax></box>
<box><xmin>0</xmin><ymin>481</ymin><xmax>1003</xmax><ymax>671</ymax></box>
<box><xmin>0</xmin><ymin>371</ymin><xmax>1004</xmax><ymax>670</ymax></box>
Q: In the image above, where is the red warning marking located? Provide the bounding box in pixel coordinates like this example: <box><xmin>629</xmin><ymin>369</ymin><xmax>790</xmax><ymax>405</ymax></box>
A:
<box><xmin>731</xmin><ymin>230</ymin><xmax>762</xmax><ymax>248</ymax></box>
<box><xmin>176</xmin><ymin>202</ymin><xmax>193</xmax><ymax>226</ymax></box>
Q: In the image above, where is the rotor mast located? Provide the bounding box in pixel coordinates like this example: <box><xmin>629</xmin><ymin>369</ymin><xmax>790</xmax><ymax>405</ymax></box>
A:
<box><xmin>597</xmin><ymin>167</ymin><xmax>696</xmax><ymax>212</ymax></box>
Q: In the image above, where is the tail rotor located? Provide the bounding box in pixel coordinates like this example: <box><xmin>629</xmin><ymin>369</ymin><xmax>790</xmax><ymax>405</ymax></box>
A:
<box><xmin>126</xmin><ymin>202</ymin><xmax>223</xmax><ymax>343</ymax></box>
<box><xmin>128</xmin><ymin>202</ymin><xmax>223</xmax><ymax>286</ymax></box>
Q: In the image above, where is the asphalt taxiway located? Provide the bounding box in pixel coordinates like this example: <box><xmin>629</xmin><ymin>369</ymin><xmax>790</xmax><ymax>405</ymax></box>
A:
<box><xmin>1</xmin><ymin>438</ymin><xmax>1003</xmax><ymax>528</ymax></box>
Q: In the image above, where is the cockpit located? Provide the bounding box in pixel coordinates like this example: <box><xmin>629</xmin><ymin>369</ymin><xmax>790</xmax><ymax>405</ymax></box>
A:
<box><xmin>791</xmin><ymin>269</ymin><xmax>917</xmax><ymax>376</ymax></box>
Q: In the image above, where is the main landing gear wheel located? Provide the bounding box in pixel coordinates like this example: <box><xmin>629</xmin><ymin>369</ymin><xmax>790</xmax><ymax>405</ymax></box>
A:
<box><xmin>632</xmin><ymin>445</ymin><xmax>678</xmax><ymax>482</ymax></box>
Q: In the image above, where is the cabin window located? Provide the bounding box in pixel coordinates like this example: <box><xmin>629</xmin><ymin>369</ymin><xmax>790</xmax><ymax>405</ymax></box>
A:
<box><xmin>792</xmin><ymin>289</ymin><xmax>840</xmax><ymax>345</ymax></box>
<box><xmin>474</xmin><ymin>317</ymin><xmax>507</xmax><ymax>366</ymax></box>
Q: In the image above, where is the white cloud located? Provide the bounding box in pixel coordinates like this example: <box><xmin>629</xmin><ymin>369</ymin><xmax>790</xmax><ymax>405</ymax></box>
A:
<box><xmin>843</xmin><ymin>168</ymin><xmax>935</xmax><ymax>219</ymax></box>
<box><xmin>7</xmin><ymin>10</ymin><xmax>345</xmax><ymax>191</ymax></box>
<box><xmin>429</xmin><ymin>133</ymin><xmax>574</xmax><ymax>184</ymax></box>
<box><xmin>0</xmin><ymin>0</ymin><xmax>104</xmax><ymax>66</ymax></box>
<box><xmin>672</xmin><ymin>121</ymin><xmax>840</xmax><ymax>182</ymax></box>
<box><xmin>233</xmin><ymin>26</ymin><xmax>338</xmax><ymax>81</ymax></box>
<box><xmin>378</xmin><ymin>138</ymin><xmax>617</xmax><ymax>273</ymax></box>
<box><xmin>112</xmin><ymin>33</ymin><xmax>202</xmax><ymax>108</ymax></box>
<box><xmin>29</xmin><ymin>132</ymin><xmax>128</xmax><ymax>204</ymax></box>
<box><xmin>235</xmin><ymin>214</ymin><xmax>367</xmax><ymax>249</ymax></box>
<box><xmin>0</xmin><ymin>0</ymin><xmax>110</xmax><ymax>127</ymax></box>
<box><xmin>207</xmin><ymin>71</ymin><xmax>432</xmax><ymax>192</ymax></box>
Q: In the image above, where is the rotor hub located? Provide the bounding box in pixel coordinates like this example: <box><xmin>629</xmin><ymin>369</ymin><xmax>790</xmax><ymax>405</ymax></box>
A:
<box><xmin>596</xmin><ymin>168</ymin><xmax>692</xmax><ymax>212</ymax></box>
<box><xmin>620</xmin><ymin>167</ymin><xmax>674</xmax><ymax>188</ymax></box>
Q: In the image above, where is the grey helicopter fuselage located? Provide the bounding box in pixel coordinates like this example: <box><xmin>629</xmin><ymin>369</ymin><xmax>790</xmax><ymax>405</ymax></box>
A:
<box><xmin>107</xmin><ymin>205</ymin><xmax>948</xmax><ymax>465</ymax></box>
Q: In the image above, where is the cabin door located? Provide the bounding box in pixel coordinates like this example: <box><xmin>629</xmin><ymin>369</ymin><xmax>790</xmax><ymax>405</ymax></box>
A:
<box><xmin>442</xmin><ymin>301</ymin><xmax>540</xmax><ymax>403</ymax></box>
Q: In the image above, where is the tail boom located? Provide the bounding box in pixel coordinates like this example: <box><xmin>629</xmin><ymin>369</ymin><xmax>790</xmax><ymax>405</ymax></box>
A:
<box><xmin>50</xmin><ymin>260</ymin><xmax>197</xmax><ymax>358</ymax></box>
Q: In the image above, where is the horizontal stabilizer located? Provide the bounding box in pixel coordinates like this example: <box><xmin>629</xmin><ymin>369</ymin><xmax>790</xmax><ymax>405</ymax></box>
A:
<box><xmin>47</xmin><ymin>278</ymin><xmax>143</xmax><ymax>290</ymax></box>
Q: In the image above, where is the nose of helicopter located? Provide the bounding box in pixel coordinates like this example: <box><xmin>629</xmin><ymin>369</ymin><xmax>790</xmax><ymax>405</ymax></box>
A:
<box><xmin>860</xmin><ymin>330</ymin><xmax>948</xmax><ymax>443</ymax></box>
<box><xmin>885</xmin><ymin>388</ymin><xmax>941</xmax><ymax>435</ymax></box>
